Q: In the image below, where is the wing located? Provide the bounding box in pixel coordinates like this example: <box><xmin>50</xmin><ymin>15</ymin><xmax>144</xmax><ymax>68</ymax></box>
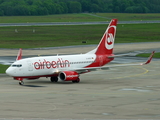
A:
<box><xmin>73</xmin><ymin>51</ymin><xmax>155</xmax><ymax>74</ymax></box>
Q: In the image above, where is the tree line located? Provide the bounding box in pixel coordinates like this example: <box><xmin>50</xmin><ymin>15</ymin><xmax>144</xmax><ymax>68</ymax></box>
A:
<box><xmin>0</xmin><ymin>0</ymin><xmax>160</xmax><ymax>16</ymax></box>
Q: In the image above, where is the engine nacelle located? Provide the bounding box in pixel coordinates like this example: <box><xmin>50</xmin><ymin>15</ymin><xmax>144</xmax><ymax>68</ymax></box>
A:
<box><xmin>59</xmin><ymin>71</ymin><xmax>79</xmax><ymax>81</ymax></box>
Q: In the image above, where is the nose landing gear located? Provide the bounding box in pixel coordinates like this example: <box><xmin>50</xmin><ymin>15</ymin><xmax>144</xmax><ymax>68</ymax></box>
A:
<box><xmin>14</xmin><ymin>77</ymin><xmax>24</xmax><ymax>85</ymax></box>
<box><xmin>19</xmin><ymin>81</ymin><xmax>24</xmax><ymax>85</ymax></box>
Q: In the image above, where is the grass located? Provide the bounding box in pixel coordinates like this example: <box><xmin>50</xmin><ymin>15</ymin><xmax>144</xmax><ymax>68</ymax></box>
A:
<box><xmin>0</xmin><ymin>64</ymin><xmax>9</xmax><ymax>74</ymax></box>
<box><xmin>0</xmin><ymin>13</ymin><xmax>105</xmax><ymax>23</ymax></box>
<box><xmin>116</xmin><ymin>23</ymin><xmax>160</xmax><ymax>43</ymax></box>
<box><xmin>0</xmin><ymin>13</ymin><xmax>160</xmax><ymax>23</ymax></box>
<box><xmin>137</xmin><ymin>52</ymin><xmax>160</xmax><ymax>58</ymax></box>
<box><xmin>0</xmin><ymin>23</ymin><xmax>160</xmax><ymax>48</ymax></box>
<box><xmin>95</xmin><ymin>13</ymin><xmax>160</xmax><ymax>21</ymax></box>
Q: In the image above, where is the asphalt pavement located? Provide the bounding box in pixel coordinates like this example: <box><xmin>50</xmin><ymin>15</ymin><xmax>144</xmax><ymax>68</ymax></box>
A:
<box><xmin>0</xmin><ymin>20</ymin><xmax>160</xmax><ymax>27</ymax></box>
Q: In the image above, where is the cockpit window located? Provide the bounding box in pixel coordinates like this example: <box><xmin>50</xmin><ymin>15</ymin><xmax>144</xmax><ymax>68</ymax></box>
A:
<box><xmin>11</xmin><ymin>64</ymin><xmax>22</xmax><ymax>67</ymax></box>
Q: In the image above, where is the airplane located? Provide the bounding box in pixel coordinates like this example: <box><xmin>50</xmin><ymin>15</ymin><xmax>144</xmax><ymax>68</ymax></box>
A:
<box><xmin>5</xmin><ymin>19</ymin><xmax>155</xmax><ymax>85</ymax></box>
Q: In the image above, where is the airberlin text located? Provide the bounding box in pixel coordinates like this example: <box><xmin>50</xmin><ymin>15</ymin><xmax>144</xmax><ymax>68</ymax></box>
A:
<box><xmin>34</xmin><ymin>58</ymin><xmax>70</xmax><ymax>70</ymax></box>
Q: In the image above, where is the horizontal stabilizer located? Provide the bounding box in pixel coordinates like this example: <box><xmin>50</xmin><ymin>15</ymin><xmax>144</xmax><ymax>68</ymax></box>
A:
<box><xmin>108</xmin><ymin>53</ymin><xmax>134</xmax><ymax>58</ymax></box>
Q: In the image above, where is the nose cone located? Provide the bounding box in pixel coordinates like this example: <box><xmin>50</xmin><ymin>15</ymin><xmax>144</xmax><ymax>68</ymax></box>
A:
<box><xmin>6</xmin><ymin>67</ymin><xmax>14</xmax><ymax>76</ymax></box>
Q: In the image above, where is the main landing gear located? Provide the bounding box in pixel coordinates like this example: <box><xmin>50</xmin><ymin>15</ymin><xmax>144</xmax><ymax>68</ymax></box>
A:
<box><xmin>50</xmin><ymin>77</ymin><xmax>80</xmax><ymax>83</ymax></box>
<box><xmin>72</xmin><ymin>78</ymin><xmax>80</xmax><ymax>83</ymax></box>
<box><xmin>50</xmin><ymin>77</ymin><xmax>58</xmax><ymax>82</ymax></box>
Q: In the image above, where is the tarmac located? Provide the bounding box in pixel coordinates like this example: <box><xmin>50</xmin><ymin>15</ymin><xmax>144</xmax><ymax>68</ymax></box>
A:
<box><xmin>0</xmin><ymin>43</ymin><xmax>160</xmax><ymax>119</ymax></box>
<box><xmin>1</xmin><ymin>42</ymin><xmax>160</xmax><ymax>56</ymax></box>
<box><xmin>1</xmin><ymin>20</ymin><xmax>160</xmax><ymax>27</ymax></box>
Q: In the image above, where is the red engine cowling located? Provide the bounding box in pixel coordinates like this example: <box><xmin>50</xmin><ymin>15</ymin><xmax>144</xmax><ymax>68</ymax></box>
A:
<box><xmin>59</xmin><ymin>71</ymin><xmax>79</xmax><ymax>81</ymax></box>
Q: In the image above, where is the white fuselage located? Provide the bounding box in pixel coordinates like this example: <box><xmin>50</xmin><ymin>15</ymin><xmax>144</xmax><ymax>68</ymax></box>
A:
<box><xmin>6</xmin><ymin>54</ymin><xmax>96</xmax><ymax>78</ymax></box>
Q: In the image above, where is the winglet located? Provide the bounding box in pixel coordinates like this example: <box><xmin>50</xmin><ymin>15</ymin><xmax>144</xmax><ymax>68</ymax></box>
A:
<box><xmin>141</xmin><ymin>51</ymin><xmax>155</xmax><ymax>65</ymax></box>
<box><xmin>16</xmin><ymin>48</ymin><xmax>22</xmax><ymax>61</ymax></box>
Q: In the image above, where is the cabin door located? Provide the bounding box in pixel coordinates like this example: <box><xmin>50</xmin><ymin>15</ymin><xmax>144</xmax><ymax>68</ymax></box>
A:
<box><xmin>27</xmin><ymin>60</ymin><xmax>33</xmax><ymax>71</ymax></box>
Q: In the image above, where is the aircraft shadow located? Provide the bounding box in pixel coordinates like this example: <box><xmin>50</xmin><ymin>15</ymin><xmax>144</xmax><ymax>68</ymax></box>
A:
<box><xmin>23</xmin><ymin>85</ymin><xmax>46</xmax><ymax>87</ymax></box>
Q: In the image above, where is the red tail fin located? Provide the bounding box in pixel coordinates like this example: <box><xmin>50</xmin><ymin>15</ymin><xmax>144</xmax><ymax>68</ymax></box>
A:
<box><xmin>16</xmin><ymin>48</ymin><xmax>22</xmax><ymax>61</ymax></box>
<box><xmin>95</xmin><ymin>19</ymin><xmax>117</xmax><ymax>55</ymax></box>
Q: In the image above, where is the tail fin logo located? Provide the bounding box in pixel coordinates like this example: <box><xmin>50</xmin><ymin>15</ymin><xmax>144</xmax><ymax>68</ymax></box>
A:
<box><xmin>105</xmin><ymin>26</ymin><xmax>116</xmax><ymax>50</ymax></box>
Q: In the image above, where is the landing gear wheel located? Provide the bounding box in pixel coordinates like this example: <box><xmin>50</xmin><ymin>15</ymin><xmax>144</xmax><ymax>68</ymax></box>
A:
<box><xmin>72</xmin><ymin>78</ymin><xmax>80</xmax><ymax>83</ymax></box>
<box><xmin>19</xmin><ymin>81</ymin><xmax>24</xmax><ymax>85</ymax></box>
<box><xmin>50</xmin><ymin>77</ymin><xmax>58</xmax><ymax>82</ymax></box>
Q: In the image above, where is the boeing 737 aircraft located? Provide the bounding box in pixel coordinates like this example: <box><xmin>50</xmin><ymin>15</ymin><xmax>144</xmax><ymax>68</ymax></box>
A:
<box><xmin>6</xmin><ymin>19</ymin><xmax>154</xmax><ymax>85</ymax></box>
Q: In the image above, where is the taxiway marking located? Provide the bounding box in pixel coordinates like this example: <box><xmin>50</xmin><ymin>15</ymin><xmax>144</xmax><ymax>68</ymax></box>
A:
<box><xmin>109</xmin><ymin>66</ymin><xmax>149</xmax><ymax>79</ymax></box>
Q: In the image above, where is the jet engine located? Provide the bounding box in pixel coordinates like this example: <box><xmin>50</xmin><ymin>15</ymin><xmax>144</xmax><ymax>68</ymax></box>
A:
<box><xmin>59</xmin><ymin>71</ymin><xmax>79</xmax><ymax>81</ymax></box>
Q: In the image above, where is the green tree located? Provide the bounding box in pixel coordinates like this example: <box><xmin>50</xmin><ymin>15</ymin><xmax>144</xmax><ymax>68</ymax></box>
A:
<box><xmin>0</xmin><ymin>0</ymin><xmax>160</xmax><ymax>15</ymax></box>
<box><xmin>29</xmin><ymin>5</ymin><xmax>38</xmax><ymax>15</ymax></box>
<box><xmin>13</xmin><ymin>5</ymin><xmax>30</xmax><ymax>15</ymax></box>
<box><xmin>91</xmin><ymin>4</ymin><xmax>100</xmax><ymax>13</ymax></box>
<box><xmin>26</xmin><ymin>0</ymin><xmax>33</xmax><ymax>5</ymax></box>
<box><xmin>81</xmin><ymin>0</ymin><xmax>91</xmax><ymax>12</ymax></box>
<box><xmin>0</xmin><ymin>10</ymin><xmax>4</xmax><ymax>16</ymax></box>
<box><xmin>55</xmin><ymin>4</ymin><xmax>63</xmax><ymax>14</ymax></box>
<box><xmin>125</xmin><ymin>6</ymin><xmax>134</xmax><ymax>13</ymax></box>
<box><xmin>43</xmin><ymin>0</ymin><xmax>56</xmax><ymax>14</ymax></box>
<box><xmin>106</xmin><ymin>3</ymin><xmax>113</xmax><ymax>13</ymax></box>
<box><xmin>68</xmin><ymin>1</ymin><xmax>82</xmax><ymax>13</ymax></box>
<box><xmin>60</xmin><ymin>2</ymin><xmax>68</xmax><ymax>14</ymax></box>
<box><xmin>119</xmin><ymin>0</ymin><xmax>131</xmax><ymax>12</ymax></box>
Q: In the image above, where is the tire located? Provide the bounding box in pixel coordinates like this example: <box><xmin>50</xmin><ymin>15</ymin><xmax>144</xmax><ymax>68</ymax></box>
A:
<box><xmin>51</xmin><ymin>77</ymin><xmax>58</xmax><ymax>82</ymax></box>
<box><xmin>72</xmin><ymin>78</ymin><xmax>80</xmax><ymax>83</ymax></box>
<box><xmin>19</xmin><ymin>81</ymin><xmax>24</xmax><ymax>85</ymax></box>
